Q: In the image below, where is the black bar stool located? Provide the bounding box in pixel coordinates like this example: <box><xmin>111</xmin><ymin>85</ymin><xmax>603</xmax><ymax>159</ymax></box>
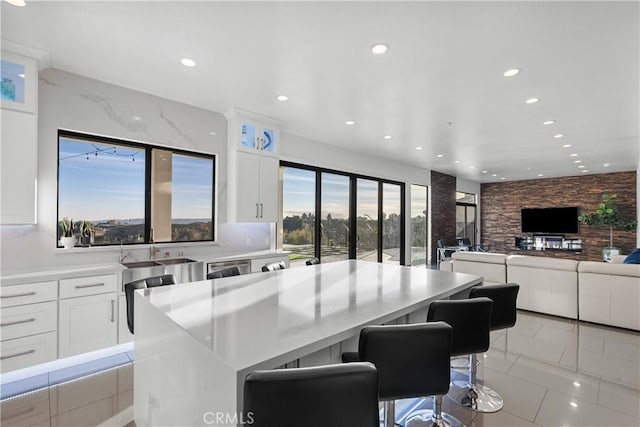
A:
<box><xmin>427</xmin><ymin>297</ymin><xmax>500</xmax><ymax>413</ymax></box>
<box><xmin>124</xmin><ymin>274</ymin><xmax>176</xmax><ymax>334</ymax></box>
<box><xmin>243</xmin><ymin>362</ymin><xmax>379</xmax><ymax>427</ymax></box>
<box><xmin>305</xmin><ymin>257</ymin><xmax>320</xmax><ymax>265</ymax></box>
<box><xmin>261</xmin><ymin>261</ymin><xmax>286</xmax><ymax>272</ymax></box>
<box><xmin>344</xmin><ymin>323</ymin><xmax>462</xmax><ymax>427</ymax></box>
<box><xmin>466</xmin><ymin>283</ymin><xmax>520</xmax><ymax>410</ymax></box>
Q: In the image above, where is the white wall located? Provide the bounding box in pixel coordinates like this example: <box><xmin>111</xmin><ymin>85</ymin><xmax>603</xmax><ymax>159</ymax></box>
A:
<box><xmin>637</xmin><ymin>161</ymin><xmax>640</xmax><ymax>247</ymax></box>
<box><xmin>1</xmin><ymin>69</ymin><xmax>270</xmax><ymax>272</ymax></box>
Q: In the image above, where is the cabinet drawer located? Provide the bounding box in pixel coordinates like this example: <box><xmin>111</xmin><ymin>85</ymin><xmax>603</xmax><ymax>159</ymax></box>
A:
<box><xmin>1</xmin><ymin>332</ymin><xmax>57</xmax><ymax>373</ymax></box>
<box><xmin>0</xmin><ymin>389</ymin><xmax>50</xmax><ymax>427</ymax></box>
<box><xmin>1</xmin><ymin>301</ymin><xmax>57</xmax><ymax>341</ymax></box>
<box><xmin>0</xmin><ymin>281</ymin><xmax>58</xmax><ymax>308</ymax></box>
<box><xmin>59</xmin><ymin>274</ymin><xmax>117</xmax><ymax>299</ymax></box>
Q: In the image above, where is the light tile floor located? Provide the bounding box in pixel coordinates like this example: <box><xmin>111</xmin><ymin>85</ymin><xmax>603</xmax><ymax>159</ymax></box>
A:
<box><xmin>1</xmin><ymin>310</ymin><xmax>639</xmax><ymax>426</ymax></box>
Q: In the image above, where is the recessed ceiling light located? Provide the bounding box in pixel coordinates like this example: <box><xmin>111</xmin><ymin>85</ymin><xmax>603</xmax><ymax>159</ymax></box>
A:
<box><xmin>503</xmin><ymin>68</ymin><xmax>520</xmax><ymax>77</ymax></box>
<box><xmin>582</xmin><ymin>170</ymin><xmax>589</xmax><ymax>173</ymax></box>
<box><xmin>603</xmin><ymin>163</ymin><xmax>611</xmax><ymax>167</ymax></box>
<box><xmin>6</xmin><ymin>0</ymin><xmax>26</xmax><ymax>6</ymax></box>
<box><xmin>482</xmin><ymin>170</ymin><xmax>488</xmax><ymax>173</ymax></box>
<box><xmin>573</xmin><ymin>382</ymin><xmax>581</xmax><ymax>387</ymax></box>
<box><xmin>180</xmin><ymin>58</ymin><xmax>197</xmax><ymax>67</ymax></box>
<box><xmin>525</xmin><ymin>98</ymin><xmax>539</xmax><ymax>104</ymax></box>
<box><xmin>570</xmin><ymin>153</ymin><xmax>579</xmax><ymax>157</ymax></box>
<box><xmin>578</xmin><ymin>165</ymin><xmax>585</xmax><ymax>168</ymax></box>
<box><xmin>492</xmin><ymin>174</ymin><xmax>498</xmax><ymax>177</ymax></box>
<box><xmin>209</xmin><ymin>131</ymin><xmax>216</xmax><ymax>136</ymax></box>
<box><xmin>543</xmin><ymin>120</ymin><xmax>556</xmax><ymax>125</ymax></box>
<box><xmin>436</xmin><ymin>154</ymin><xmax>444</xmax><ymax>158</ymax></box>
<box><xmin>454</xmin><ymin>160</ymin><xmax>461</xmax><ymax>164</ymax></box>
<box><xmin>570</xmin><ymin>402</ymin><xmax>578</xmax><ymax>408</ymax></box>
<box><xmin>383</xmin><ymin>135</ymin><xmax>392</xmax><ymax>140</ymax></box>
<box><xmin>469</xmin><ymin>165</ymin><xmax>476</xmax><ymax>169</ymax></box>
<box><xmin>18</xmin><ymin>73</ymin><xmax>25</xmax><ymax>79</ymax></box>
<box><xmin>574</xmin><ymin>160</ymin><xmax>582</xmax><ymax>163</ymax></box>
<box><xmin>554</xmin><ymin>134</ymin><xmax>564</xmax><ymax>139</ymax></box>
<box><xmin>562</xmin><ymin>144</ymin><xmax>571</xmax><ymax>148</ymax></box>
<box><xmin>345</xmin><ymin>120</ymin><xmax>355</xmax><ymax>126</ymax></box>
<box><xmin>371</xmin><ymin>43</ymin><xmax>389</xmax><ymax>54</ymax></box>
<box><xmin>276</xmin><ymin>95</ymin><xmax>289</xmax><ymax>101</ymax></box>
<box><xmin>500</xmin><ymin>177</ymin><xmax>506</xmax><ymax>180</ymax></box>
<box><xmin>132</xmin><ymin>116</ymin><xmax>142</xmax><ymax>121</ymax></box>
<box><xmin>538</xmin><ymin>173</ymin><xmax>544</xmax><ymax>177</ymax></box>
<box><xmin>415</xmin><ymin>146</ymin><xmax>423</xmax><ymax>151</ymax></box>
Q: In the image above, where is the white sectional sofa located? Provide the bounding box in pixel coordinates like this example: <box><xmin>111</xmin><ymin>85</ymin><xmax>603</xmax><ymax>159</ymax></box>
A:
<box><xmin>507</xmin><ymin>255</ymin><xmax>578</xmax><ymax>319</ymax></box>
<box><xmin>578</xmin><ymin>261</ymin><xmax>640</xmax><ymax>331</ymax></box>
<box><xmin>450</xmin><ymin>251</ymin><xmax>507</xmax><ymax>284</ymax></box>
<box><xmin>442</xmin><ymin>251</ymin><xmax>639</xmax><ymax>331</ymax></box>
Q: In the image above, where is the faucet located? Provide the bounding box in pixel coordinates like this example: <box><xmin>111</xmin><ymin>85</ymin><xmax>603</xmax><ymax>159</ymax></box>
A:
<box><xmin>149</xmin><ymin>244</ymin><xmax>160</xmax><ymax>260</ymax></box>
<box><xmin>119</xmin><ymin>242</ymin><xmax>128</xmax><ymax>262</ymax></box>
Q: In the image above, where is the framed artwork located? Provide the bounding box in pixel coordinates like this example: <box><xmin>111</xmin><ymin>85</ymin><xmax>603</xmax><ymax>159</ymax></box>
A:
<box><xmin>1</xmin><ymin>50</ymin><xmax>37</xmax><ymax>113</ymax></box>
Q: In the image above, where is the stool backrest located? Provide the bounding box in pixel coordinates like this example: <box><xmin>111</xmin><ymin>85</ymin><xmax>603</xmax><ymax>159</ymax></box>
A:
<box><xmin>305</xmin><ymin>257</ymin><xmax>320</xmax><ymax>265</ymax></box>
<box><xmin>243</xmin><ymin>362</ymin><xmax>379</xmax><ymax>427</ymax></box>
<box><xmin>261</xmin><ymin>261</ymin><xmax>286</xmax><ymax>272</ymax></box>
<box><xmin>358</xmin><ymin>322</ymin><xmax>452</xmax><ymax>400</ymax></box>
<box><xmin>207</xmin><ymin>266</ymin><xmax>241</xmax><ymax>280</ymax></box>
<box><xmin>427</xmin><ymin>297</ymin><xmax>493</xmax><ymax>357</ymax></box>
<box><xmin>469</xmin><ymin>283</ymin><xmax>519</xmax><ymax>330</ymax></box>
<box><xmin>124</xmin><ymin>274</ymin><xmax>176</xmax><ymax>334</ymax></box>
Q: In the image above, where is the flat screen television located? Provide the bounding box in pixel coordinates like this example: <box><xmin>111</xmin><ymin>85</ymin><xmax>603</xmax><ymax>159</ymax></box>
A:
<box><xmin>521</xmin><ymin>207</ymin><xmax>579</xmax><ymax>234</ymax></box>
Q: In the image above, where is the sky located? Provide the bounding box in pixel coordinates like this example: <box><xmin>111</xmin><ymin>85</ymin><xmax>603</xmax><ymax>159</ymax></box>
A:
<box><xmin>58</xmin><ymin>137</ymin><xmax>212</xmax><ymax>222</ymax></box>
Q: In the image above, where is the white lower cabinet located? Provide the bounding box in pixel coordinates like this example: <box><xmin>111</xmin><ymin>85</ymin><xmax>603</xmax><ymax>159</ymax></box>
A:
<box><xmin>1</xmin><ymin>332</ymin><xmax>57</xmax><ymax>373</ymax></box>
<box><xmin>58</xmin><ymin>293</ymin><xmax>118</xmax><ymax>358</ymax></box>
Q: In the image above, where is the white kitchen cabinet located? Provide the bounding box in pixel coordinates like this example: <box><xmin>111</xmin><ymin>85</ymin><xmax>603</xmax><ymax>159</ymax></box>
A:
<box><xmin>226</xmin><ymin>108</ymin><xmax>283</xmax><ymax>155</ymax></box>
<box><xmin>233</xmin><ymin>152</ymin><xmax>279</xmax><ymax>223</ymax></box>
<box><xmin>58</xmin><ymin>273</ymin><xmax>118</xmax><ymax>357</ymax></box>
<box><xmin>1</xmin><ymin>51</ymin><xmax>38</xmax><ymax>225</ymax></box>
<box><xmin>1</xmin><ymin>332</ymin><xmax>57</xmax><ymax>373</ymax></box>
<box><xmin>1</xmin><ymin>110</ymin><xmax>38</xmax><ymax>224</ymax></box>
<box><xmin>58</xmin><ymin>292</ymin><xmax>117</xmax><ymax>358</ymax></box>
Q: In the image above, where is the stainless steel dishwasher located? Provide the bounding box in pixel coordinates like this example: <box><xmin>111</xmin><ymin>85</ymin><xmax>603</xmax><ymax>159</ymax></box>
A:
<box><xmin>207</xmin><ymin>259</ymin><xmax>252</xmax><ymax>276</ymax></box>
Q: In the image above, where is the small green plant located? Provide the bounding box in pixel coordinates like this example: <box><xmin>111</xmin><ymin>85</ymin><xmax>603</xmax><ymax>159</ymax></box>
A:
<box><xmin>80</xmin><ymin>220</ymin><xmax>92</xmax><ymax>237</ymax></box>
<box><xmin>59</xmin><ymin>218</ymin><xmax>73</xmax><ymax>237</ymax></box>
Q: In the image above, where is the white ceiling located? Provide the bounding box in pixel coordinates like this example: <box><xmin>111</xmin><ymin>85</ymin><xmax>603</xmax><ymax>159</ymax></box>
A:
<box><xmin>2</xmin><ymin>1</ymin><xmax>638</xmax><ymax>182</ymax></box>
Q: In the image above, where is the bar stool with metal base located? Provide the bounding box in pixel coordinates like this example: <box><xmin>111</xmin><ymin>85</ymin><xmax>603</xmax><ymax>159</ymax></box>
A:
<box><xmin>243</xmin><ymin>362</ymin><xmax>379</xmax><ymax>427</ymax></box>
<box><xmin>344</xmin><ymin>322</ymin><xmax>463</xmax><ymax>427</ymax></box>
<box><xmin>467</xmin><ymin>283</ymin><xmax>520</xmax><ymax>408</ymax></box>
<box><xmin>426</xmin><ymin>297</ymin><xmax>500</xmax><ymax>413</ymax></box>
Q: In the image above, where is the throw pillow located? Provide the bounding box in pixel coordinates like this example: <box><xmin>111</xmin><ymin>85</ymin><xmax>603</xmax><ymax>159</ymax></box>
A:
<box><xmin>623</xmin><ymin>248</ymin><xmax>640</xmax><ymax>264</ymax></box>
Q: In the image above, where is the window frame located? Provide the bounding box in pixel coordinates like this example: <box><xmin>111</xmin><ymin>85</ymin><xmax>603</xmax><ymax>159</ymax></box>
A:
<box><xmin>56</xmin><ymin>129</ymin><xmax>216</xmax><ymax>247</ymax></box>
<box><xmin>280</xmin><ymin>160</ymin><xmax>406</xmax><ymax>265</ymax></box>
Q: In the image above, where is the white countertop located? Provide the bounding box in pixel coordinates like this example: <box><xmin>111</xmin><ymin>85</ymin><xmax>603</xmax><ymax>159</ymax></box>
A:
<box><xmin>137</xmin><ymin>260</ymin><xmax>483</xmax><ymax>371</ymax></box>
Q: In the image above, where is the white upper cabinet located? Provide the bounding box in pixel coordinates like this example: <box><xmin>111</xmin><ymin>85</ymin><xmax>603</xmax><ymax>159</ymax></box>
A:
<box><xmin>1</xmin><ymin>51</ymin><xmax>38</xmax><ymax>224</ymax></box>
<box><xmin>226</xmin><ymin>109</ymin><xmax>284</xmax><ymax>223</ymax></box>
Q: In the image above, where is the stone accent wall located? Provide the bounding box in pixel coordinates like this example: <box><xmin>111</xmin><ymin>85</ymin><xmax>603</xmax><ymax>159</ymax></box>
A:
<box><xmin>431</xmin><ymin>171</ymin><xmax>457</xmax><ymax>263</ymax></box>
<box><xmin>481</xmin><ymin>171</ymin><xmax>638</xmax><ymax>261</ymax></box>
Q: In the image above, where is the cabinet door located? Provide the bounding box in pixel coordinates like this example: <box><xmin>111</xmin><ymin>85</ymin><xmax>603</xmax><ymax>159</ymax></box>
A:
<box><xmin>58</xmin><ymin>293</ymin><xmax>117</xmax><ymax>358</ymax></box>
<box><xmin>1</xmin><ymin>110</ymin><xmax>37</xmax><ymax>224</ymax></box>
<box><xmin>236</xmin><ymin>152</ymin><xmax>261</xmax><ymax>222</ymax></box>
<box><xmin>258</xmin><ymin>156</ymin><xmax>279</xmax><ymax>222</ymax></box>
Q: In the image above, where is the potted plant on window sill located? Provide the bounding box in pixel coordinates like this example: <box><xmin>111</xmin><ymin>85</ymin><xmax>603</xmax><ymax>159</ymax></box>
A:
<box><xmin>79</xmin><ymin>220</ymin><xmax>92</xmax><ymax>247</ymax></box>
<box><xmin>59</xmin><ymin>218</ymin><xmax>76</xmax><ymax>249</ymax></box>
<box><xmin>578</xmin><ymin>194</ymin><xmax>637</xmax><ymax>261</ymax></box>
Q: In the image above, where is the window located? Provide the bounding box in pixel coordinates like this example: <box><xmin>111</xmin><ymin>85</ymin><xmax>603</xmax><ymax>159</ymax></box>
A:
<box><xmin>280</xmin><ymin>161</ymin><xmax>405</xmax><ymax>265</ymax></box>
<box><xmin>456</xmin><ymin>191</ymin><xmax>477</xmax><ymax>245</ymax></box>
<box><xmin>57</xmin><ymin>131</ymin><xmax>215</xmax><ymax>246</ymax></box>
<box><xmin>410</xmin><ymin>184</ymin><xmax>428</xmax><ymax>265</ymax></box>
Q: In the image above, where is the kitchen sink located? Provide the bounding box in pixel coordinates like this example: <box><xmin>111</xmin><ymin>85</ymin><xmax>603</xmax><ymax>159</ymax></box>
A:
<box><xmin>156</xmin><ymin>257</ymin><xmax>197</xmax><ymax>265</ymax></box>
<box><xmin>121</xmin><ymin>260</ymin><xmax>162</xmax><ymax>268</ymax></box>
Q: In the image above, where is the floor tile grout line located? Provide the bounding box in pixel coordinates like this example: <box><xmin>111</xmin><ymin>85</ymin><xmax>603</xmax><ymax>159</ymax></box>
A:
<box><xmin>531</xmin><ymin>387</ymin><xmax>549</xmax><ymax>425</ymax></box>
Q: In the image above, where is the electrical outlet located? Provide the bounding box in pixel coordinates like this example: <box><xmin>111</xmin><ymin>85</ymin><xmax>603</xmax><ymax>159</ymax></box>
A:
<box><xmin>246</xmin><ymin>238</ymin><xmax>252</xmax><ymax>247</ymax></box>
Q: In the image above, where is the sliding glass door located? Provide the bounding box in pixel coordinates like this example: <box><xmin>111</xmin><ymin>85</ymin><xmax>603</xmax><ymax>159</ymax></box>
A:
<box><xmin>321</xmin><ymin>173</ymin><xmax>350</xmax><ymax>262</ymax></box>
<box><xmin>356</xmin><ymin>179</ymin><xmax>379</xmax><ymax>261</ymax></box>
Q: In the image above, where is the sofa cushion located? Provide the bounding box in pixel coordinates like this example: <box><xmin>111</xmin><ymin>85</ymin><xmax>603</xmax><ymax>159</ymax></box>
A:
<box><xmin>452</xmin><ymin>252</ymin><xmax>507</xmax><ymax>264</ymax></box>
<box><xmin>507</xmin><ymin>255</ymin><xmax>578</xmax><ymax>271</ymax></box>
<box><xmin>623</xmin><ymin>248</ymin><xmax>640</xmax><ymax>264</ymax></box>
<box><xmin>578</xmin><ymin>260</ymin><xmax>640</xmax><ymax>277</ymax></box>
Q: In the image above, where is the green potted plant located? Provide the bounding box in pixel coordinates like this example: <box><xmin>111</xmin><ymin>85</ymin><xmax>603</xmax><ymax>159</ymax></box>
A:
<box><xmin>79</xmin><ymin>220</ymin><xmax>92</xmax><ymax>247</ymax></box>
<box><xmin>578</xmin><ymin>194</ymin><xmax>637</xmax><ymax>261</ymax></box>
<box><xmin>59</xmin><ymin>217</ymin><xmax>76</xmax><ymax>249</ymax></box>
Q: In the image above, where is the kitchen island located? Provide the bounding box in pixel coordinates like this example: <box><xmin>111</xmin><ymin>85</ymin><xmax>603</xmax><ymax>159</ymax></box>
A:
<box><xmin>133</xmin><ymin>260</ymin><xmax>483</xmax><ymax>426</ymax></box>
